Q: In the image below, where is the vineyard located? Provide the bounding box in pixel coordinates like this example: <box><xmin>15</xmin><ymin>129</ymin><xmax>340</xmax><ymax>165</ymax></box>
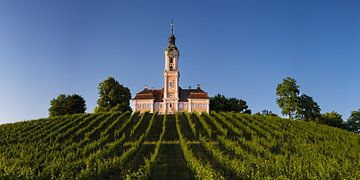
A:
<box><xmin>0</xmin><ymin>111</ymin><xmax>359</xmax><ymax>179</ymax></box>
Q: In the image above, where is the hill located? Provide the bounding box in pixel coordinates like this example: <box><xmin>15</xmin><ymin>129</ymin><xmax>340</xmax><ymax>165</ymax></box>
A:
<box><xmin>0</xmin><ymin>112</ymin><xmax>359</xmax><ymax>179</ymax></box>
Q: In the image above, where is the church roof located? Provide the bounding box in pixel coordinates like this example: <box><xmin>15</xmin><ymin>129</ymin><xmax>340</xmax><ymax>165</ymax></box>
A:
<box><xmin>152</xmin><ymin>89</ymin><xmax>164</xmax><ymax>102</ymax></box>
<box><xmin>180</xmin><ymin>87</ymin><xmax>209</xmax><ymax>101</ymax></box>
<box><xmin>133</xmin><ymin>88</ymin><xmax>164</xmax><ymax>102</ymax></box>
<box><xmin>133</xmin><ymin>87</ymin><xmax>209</xmax><ymax>102</ymax></box>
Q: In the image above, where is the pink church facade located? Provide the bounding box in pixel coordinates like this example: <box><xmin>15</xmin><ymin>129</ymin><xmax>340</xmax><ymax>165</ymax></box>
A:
<box><xmin>132</xmin><ymin>27</ymin><xmax>209</xmax><ymax>114</ymax></box>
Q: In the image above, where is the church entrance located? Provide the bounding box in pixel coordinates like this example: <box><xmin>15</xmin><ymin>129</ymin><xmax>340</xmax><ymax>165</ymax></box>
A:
<box><xmin>168</xmin><ymin>102</ymin><xmax>174</xmax><ymax>114</ymax></box>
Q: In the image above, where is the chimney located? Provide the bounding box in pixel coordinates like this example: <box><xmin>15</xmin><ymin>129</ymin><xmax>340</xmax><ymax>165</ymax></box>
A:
<box><xmin>197</xmin><ymin>84</ymin><xmax>200</xmax><ymax>89</ymax></box>
<box><xmin>144</xmin><ymin>85</ymin><xmax>148</xmax><ymax>89</ymax></box>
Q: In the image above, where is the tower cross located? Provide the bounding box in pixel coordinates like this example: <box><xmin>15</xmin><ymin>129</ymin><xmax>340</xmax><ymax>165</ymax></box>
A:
<box><xmin>171</xmin><ymin>19</ymin><xmax>174</xmax><ymax>34</ymax></box>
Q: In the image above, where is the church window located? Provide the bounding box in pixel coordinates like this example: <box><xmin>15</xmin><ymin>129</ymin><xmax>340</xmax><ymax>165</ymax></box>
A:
<box><xmin>170</xmin><ymin>103</ymin><xmax>173</xmax><ymax>108</ymax></box>
<box><xmin>142</xmin><ymin>104</ymin><xmax>145</xmax><ymax>109</ymax></box>
<box><xmin>159</xmin><ymin>104</ymin><xmax>162</xmax><ymax>108</ymax></box>
<box><xmin>147</xmin><ymin>104</ymin><xmax>150</xmax><ymax>108</ymax></box>
<box><xmin>170</xmin><ymin>81</ymin><xmax>173</xmax><ymax>88</ymax></box>
<box><xmin>169</xmin><ymin>59</ymin><xmax>174</xmax><ymax>69</ymax></box>
<box><xmin>155</xmin><ymin>103</ymin><xmax>158</xmax><ymax>108</ymax></box>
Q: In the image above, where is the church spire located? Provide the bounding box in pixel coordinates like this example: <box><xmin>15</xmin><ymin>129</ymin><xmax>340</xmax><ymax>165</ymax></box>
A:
<box><xmin>168</xmin><ymin>19</ymin><xmax>176</xmax><ymax>45</ymax></box>
<box><xmin>170</xmin><ymin>19</ymin><xmax>174</xmax><ymax>34</ymax></box>
<box><xmin>166</xmin><ymin>20</ymin><xmax>179</xmax><ymax>58</ymax></box>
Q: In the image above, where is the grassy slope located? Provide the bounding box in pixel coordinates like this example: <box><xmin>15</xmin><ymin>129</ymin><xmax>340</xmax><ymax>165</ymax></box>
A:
<box><xmin>0</xmin><ymin>112</ymin><xmax>359</xmax><ymax>179</ymax></box>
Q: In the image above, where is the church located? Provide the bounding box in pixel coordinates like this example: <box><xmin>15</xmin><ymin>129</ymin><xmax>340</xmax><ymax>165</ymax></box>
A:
<box><xmin>131</xmin><ymin>24</ymin><xmax>210</xmax><ymax>114</ymax></box>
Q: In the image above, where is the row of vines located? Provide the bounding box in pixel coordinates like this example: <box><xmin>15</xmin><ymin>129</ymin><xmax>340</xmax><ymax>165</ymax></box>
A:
<box><xmin>0</xmin><ymin>111</ymin><xmax>359</xmax><ymax>179</ymax></box>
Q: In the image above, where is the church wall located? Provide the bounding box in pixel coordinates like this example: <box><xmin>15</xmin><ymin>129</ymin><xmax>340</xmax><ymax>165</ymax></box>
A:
<box><xmin>178</xmin><ymin>102</ymin><xmax>188</xmax><ymax>112</ymax></box>
<box><xmin>132</xmin><ymin>99</ymin><xmax>154</xmax><ymax>113</ymax></box>
<box><xmin>188</xmin><ymin>99</ymin><xmax>210</xmax><ymax>114</ymax></box>
<box><xmin>154</xmin><ymin>102</ymin><xmax>164</xmax><ymax>114</ymax></box>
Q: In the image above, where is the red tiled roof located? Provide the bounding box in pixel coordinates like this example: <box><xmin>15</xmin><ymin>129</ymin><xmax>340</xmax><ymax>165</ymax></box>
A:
<box><xmin>152</xmin><ymin>89</ymin><xmax>164</xmax><ymax>102</ymax></box>
<box><xmin>189</xmin><ymin>92</ymin><xmax>209</xmax><ymax>99</ymax></box>
<box><xmin>133</xmin><ymin>88</ymin><xmax>163</xmax><ymax>102</ymax></box>
<box><xmin>179</xmin><ymin>87</ymin><xmax>208</xmax><ymax>101</ymax></box>
<box><xmin>187</xmin><ymin>87</ymin><xmax>209</xmax><ymax>99</ymax></box>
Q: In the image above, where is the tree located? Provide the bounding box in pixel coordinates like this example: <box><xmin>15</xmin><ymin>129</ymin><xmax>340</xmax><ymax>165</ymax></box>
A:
<box><xmin>210</xmin><ymin>94</ymin><xmax>251</xmax><ymax>113</ymax></box>
<box><xmin>256</xmin><ymin>109</ymin><xmax>278</xmax><ymax>117</ymax></box>
<box><xmin>319</xmin><ymin>111</ymin><xmax>344</xmax><ymax>128</ymax></box>
<box><xmin>49</xmin><ymin>94</ymin><xmax>86</xmax><ymax>117</ymax></box>
<box><xmin>296</xmin><ymin>94</ymin><xmax>321</xmax><ymax>121</ymax></box>
<box><xmin>348</xmin><ymin>109</ymin><xmax>360</xmax><ymax>133</ymax></box>
<box><xmin>95</xmin><ymin>77</ymin><xmax>131</xmax><ymax>112</ymax></box>
<box><xmin>276</xmin><ymin>77</ymin><xmax>300</xmax><ymax>119</ymax></box>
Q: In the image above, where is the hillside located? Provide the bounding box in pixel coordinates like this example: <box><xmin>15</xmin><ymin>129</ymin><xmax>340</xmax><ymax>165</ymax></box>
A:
<box><xmin>0</xmin><ymin>112</ymin><xmax>359</xmax><ymax>179</ymax></box>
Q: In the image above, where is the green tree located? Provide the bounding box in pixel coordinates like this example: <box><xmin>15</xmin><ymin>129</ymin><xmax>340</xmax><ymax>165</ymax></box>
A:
<box><xmin>95</xmin><ymin>77</ymin><xmax>131</xmax><ymax>112</ymax></box>
<box><xmin>255</xmin><ymin>109</ymin><xmax>278</xmax><ymax>117</ymax></box>
<box><xmin>210</xmin><ymin>94</ymin><xmax>251</xmax><ymax>113</ymax></box>
<box><xmin>296</xmin><ymin>94</ymin><xmax>321</xmax><ymax>121</ymax></box>
<box><xmin>319</xmin><ymin>111</ymin><xmax>344</xmax><ymax>128</ymax></box>
<box><xmin>276</xmin><ymin>77</ymin><xmax>300</xmax><ymax>119</ymax></box>
<box><xmin>348</xmin><ymin>109</ymin><xmax>360</xmax><ymax>133</ymax></box>
<box><xmin>49</xmin><ymin>94</ymin><xmax>86</xmax><ymax>117</ymax></box>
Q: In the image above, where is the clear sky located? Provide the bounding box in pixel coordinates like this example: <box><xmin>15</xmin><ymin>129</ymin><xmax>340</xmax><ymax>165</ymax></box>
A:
<box><xmin>0</xmin><ymin>0</ymin><xmax>359</xmax><ymax>124</ymax></box>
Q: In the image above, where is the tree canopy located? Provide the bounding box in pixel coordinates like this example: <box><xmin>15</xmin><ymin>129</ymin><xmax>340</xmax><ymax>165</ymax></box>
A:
<box><xmin>348</xmin><ymin>109</ymin><xmax>360</xmax><ymax>133</ymax></box>
<box><xmin>95</xmin><ymin>77</ymin><xmax>131</xmax><ymax>113</ymax></box>
<box><xmin>210</xmin><ymin>94</ymin><xmax>251</xmax><ymax>113</ymax></box>
<box><xmin>256</xmin><ymin>109</ymin><xmax>278</xmax><ymax>117</ymax></box>
<box><xmin>296</xmin><ymin>94</ymin><xmax>321</xmax><ymax>121</ymax></box>
<box><xmin>276</xmin><ymin>77</ymin><xmax>300</xmax><ymax>119</ymax></box>
<box><xmin>319</xmin><ymin>111</ymin><xmax>344</xmax><ymax>128</ymax></box>
<box><xmin>49</xmin><ymin>94</ymin><xmax>86</xmax><ymax>117</ymax></box>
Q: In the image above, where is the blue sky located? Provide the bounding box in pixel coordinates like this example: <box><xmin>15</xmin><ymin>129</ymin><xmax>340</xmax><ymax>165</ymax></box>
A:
<box><xmin>0</xmin><ymin>0</ymin><xmax>359</xmax><ymax>123</ymax></box>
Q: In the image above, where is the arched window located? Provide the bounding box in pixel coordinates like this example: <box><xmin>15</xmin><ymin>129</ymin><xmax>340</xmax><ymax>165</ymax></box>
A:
<box><xmin>169</xmin><ymin>58</ymin><xmax>174</xmax><ymax>70</ymax></box>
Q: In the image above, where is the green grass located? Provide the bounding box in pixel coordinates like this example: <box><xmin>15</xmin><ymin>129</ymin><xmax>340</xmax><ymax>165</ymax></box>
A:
<box><xmin>0</xmin><ymin>111</ymin><xmax>359</xmax><ymax>179</ymax></box>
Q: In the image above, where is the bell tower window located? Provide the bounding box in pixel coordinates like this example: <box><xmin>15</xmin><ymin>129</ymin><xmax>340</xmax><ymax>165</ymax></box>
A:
<box><xmin>169</xmin><ymin>58</ymin><xmax>174</xmax><ymax>70</ymax></box>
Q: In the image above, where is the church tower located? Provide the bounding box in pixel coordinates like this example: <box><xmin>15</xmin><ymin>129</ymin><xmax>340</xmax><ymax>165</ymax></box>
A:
<box><xmin>163</xmin><ymin>21</ymin><xmax>179</xmax><ymax>114</ymax></box>
<box><xmin>132</xmin><ymin>21</ymin><xmax>209</xmax><ymax>114</ymax></box>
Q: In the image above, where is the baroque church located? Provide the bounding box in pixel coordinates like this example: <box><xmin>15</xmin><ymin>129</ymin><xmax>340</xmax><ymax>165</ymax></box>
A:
<box><xmin>132</xmin><ymin>24</ymin><xmax>210</xmax><ymax>114</ymax></box>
